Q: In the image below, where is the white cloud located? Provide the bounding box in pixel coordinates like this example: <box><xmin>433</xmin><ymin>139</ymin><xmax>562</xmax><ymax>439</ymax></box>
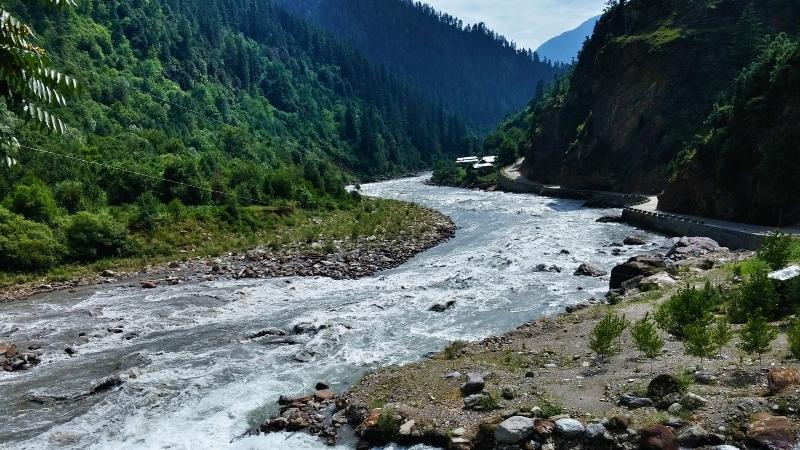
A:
<box><xmin>423</xmin><ymin>0</ymin><xmax>606</xmax><ymax>49</ymax></box>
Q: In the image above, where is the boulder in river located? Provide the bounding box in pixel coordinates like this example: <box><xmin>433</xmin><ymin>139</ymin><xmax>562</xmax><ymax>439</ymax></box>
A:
<box><xmin>746</xmin><ymin>413</ymin><xmax>798</xmax><ymax>450</ymax></box>
<box><xmin>574</xmin><ymin>263</ymin><xmax>607</xmax><ymax>277</ymax></box>
<box><xmin>428</xmin><ymin>299</ymin><xmax>456</xmax><ymax>312</ymax></box>
<box><xmin>624</xmin><ymin>235</ymin><xmax>646</xmax><ymax>246</ymax></box>
<box><xmin>664</xmin><ymin>237</ymin><xmax>726</xmax><ymax>259</ymax></box>
<box><xmin>610</xmin><ymin>256</ymin><xmax>666</xmax><ymax>289</ymax></box>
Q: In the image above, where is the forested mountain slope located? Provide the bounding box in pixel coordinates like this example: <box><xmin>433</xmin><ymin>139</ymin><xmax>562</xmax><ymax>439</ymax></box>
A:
<box><xmin>499</xmin><ymin>0</ymin><xmax>800</xmax><ymax>225</ymax></box>
<box><xmin>272</xmin><ymin>0</ymin><xmax>566</xmax><ymax>132</ymax></box>
<box><xmin>0</xmin><ymin>0</ymin><xmax>470</xmax><ymax>272</ymax></box>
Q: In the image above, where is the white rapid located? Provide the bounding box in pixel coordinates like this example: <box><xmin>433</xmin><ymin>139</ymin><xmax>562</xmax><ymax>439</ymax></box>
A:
<box><xmin>0</xmin><ymin>175</ymin><xmax>659</xmax><ymax>449</ymax></box>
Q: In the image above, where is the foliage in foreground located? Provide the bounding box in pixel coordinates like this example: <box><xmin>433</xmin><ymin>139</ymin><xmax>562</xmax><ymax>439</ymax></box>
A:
<box><xmin>589</xmin><ymin>312</ymin><xmax>629</xmax><ymax>359</ymax></box>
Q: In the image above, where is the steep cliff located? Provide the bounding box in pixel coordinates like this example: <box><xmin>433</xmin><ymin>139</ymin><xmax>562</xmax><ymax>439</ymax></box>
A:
<box><xmin>519</xmin><ymin>0</ymin><xmax>800</xmax><ymax>199</ymax></box>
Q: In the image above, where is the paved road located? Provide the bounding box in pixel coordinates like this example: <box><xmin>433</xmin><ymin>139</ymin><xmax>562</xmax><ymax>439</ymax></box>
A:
<box><xmin>502</xmin><ymin>162</ymin><xmax>799</xmax><ymax>237</ymax></box>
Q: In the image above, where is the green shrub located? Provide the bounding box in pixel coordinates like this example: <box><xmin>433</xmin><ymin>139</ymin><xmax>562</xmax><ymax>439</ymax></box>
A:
<box><xmin>538</xmin><ymin>395</ymin><xmax>564</xmax><ymax>418</ymax></box>
<box><xmin>443</xmin><ymin>340</ymin><xmax>468</xmax><ymax>359</ymax></box>
<box><xmin>477</xmin><ymin>392</ymin><xmax>502</xmax><ymax>410</ymax></box>
<box><xmin>758</xmin><ymin>232</ymin><xmax>794</xmax><ymax>270</ymax></box>
<box><xmin>729</xmin><ymin>270</ymin><xmax>779</xmax><ymax>323</ymax></box>
<box><xmin>631</xmin><ymin>314</ymin><xmax>664</xmax><ymax>359</ymax></box>
<box><xmin>4</xmin><ymin>182</ymin><xmax>59</xmax><ymax>223</ymax></box>
<box><xmin>54</xmin><ymin>181</ymin><xmax>106</xmax><ymax>213</ymax></box>
<box><xmin>683</xmin><ymin>323</ymin><xmax>715</xmax><ymax>366</ymax></box>
<box><xmin>132</xmin><ymin>192</ymin><xmax>164</xmax><ymax>231</ymax></box>
<box><xmin>64</xmin><ymin>211</ymin><xmax>130</xmax><ymax>261</ymax></box>
<box><xmin>589</xmin><ymin>312</ymin><xmax>629</xmax><ymax>359</ymax></box>
<box><xmin>788</xmin><ymin>320</ymin><xmax>800</xmax><ymax>359</ymax></box>
<box><xmin>375</xmin><ymin>409</ymin><xmax>400</xmax><ymax>441</ymax></box>
<box><xmin>710</xmin><ymin>318</ymin><xmax>733</xmax><ymax>355</ymax></box>
<box><xmin>0</xmin><ymin>207</ymin><xmax>66</xmax><ymax>271</ymax></box>
<box><xmin>739</xmin><ymin>313</ymin><xmax>777</xmax><ymax>360</ymax></box>
<box><xmin>655</xmin><ymin>284</ymin><xmax>718</xmax><ymax>337</ymax></box>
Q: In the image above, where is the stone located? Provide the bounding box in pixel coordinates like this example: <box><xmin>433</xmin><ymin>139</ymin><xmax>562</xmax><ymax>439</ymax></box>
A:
<box><xmin>444</xmin><ymin>371</ymin><xmax>461</xmax><ymax>379</ymax></box>
<box><xmin>747</xmin><ymin>413</ymin><xmax>798</xmax><ymax>450</ymax></box>
<box><xmin>554</xmin><ymin>418</ymin><xmax>585</xmax><ymax>438</ymax></box>
<box><xmin>451</xmin><ymin>427</ymin><xmax>466</xmax><ymax>437</ymax></box>
<box><xmin>450</xmin><ymin>437</ymin><xmax>471</xmax><ymax>450</ymax></box>
<box><xmin>313</xmin><ymin>390</ymin><xmax>336</xmax><ymax>401</ymax></box>
<box><xmin>767</xmin><ymin>367</ymin><xmax>800</xmax><ymax>394</ymax></box>
<box><xmin>565</xmin><ymin>303</ymin><xmax>590</xmax><ymax>313</ymax></box>
<box><xmin>90</xmin><ymin>375</ymin><xmax>124</xmax><ymax>394</ymax></box>
<box><xmin>494</xmin><ymin>416</ymin><xmax>536</xmax><ymax>444</ymax></box>
<box><xmin>665</xmin><ymin>237</ymin><xmax>725</xmax><ymax>259</ymax></box>
<box><xmin>460</xmin><ymin>372</ymin><xmax>485</xmax><ymax>396</ymax></box>
<box><xmin>694</xmin><ymin>371</ymin><xmax>719</xmax><ymax>385</ymax></box>
<box><xmin>641</xmin><ymin>424</ymin><xmax>679</xmax><ymax>450</ymax></box>
<box><xmin>141</xmin><ymin>281</ymin><xmax>157</xmax><ymax>289</ymax></box>
<box><xmin>619</xmin><ymin>394</ymin><xmax>654</xmax><ymax>409</ymax></box>
<box><xmin>680</xmin><ymin>393</ymin><xmax>708</xmax><ymax>410</ymax></box>
<box><xmin>610</xmin><ymin>256</ymin><xmax>667</xmax><ymax>289</ymax></box>
<box><xmin>647</xmin><ymin>374</ymin><xmax>681</xmax><ymax>401</ymax></box>
<box><xmin>678</xmin><ymin>425</ymin><xmax>710</xmax><ymax>448</ymax></box>
<box><xmin>574</xmin><ymin>263</ymin><xmax>607</xmax><ymax>277</ymax></box>
<box><xmin>533</xmin><ymin>420</ymin><xmax>555</xmax><ymax>438</ymax></box>
<box><xmin>624</xmin><ymin>236</ymin><xmax>646</xmax><ymax>246</ymax></box>
<box><xmin>64</xmin><ymin>346</ymin><xmax>76</xmax><ymax>356</ymax></box>
<box><xmin>768</xmin><ymin>265</ymin><xmax>800</xmax><ymax>282</ymax></box>
<box><xmin>239</xmin><ymin>267</ymin><xmax>258</xmax><ymax>279</ymax></box>
<box><xmin>639</xmin><ymin>273</ymin><xmax>677</xmax><ymax>290</ymax></box>
<box><xmin>667</xmin><ymin>403</ymin><xmax>683</xmax><ymax>415</ymax></box>
<box><xmin>585</xmin><ymin>423</ymin><xmax>613</xmax><ymax>443</ymax></box>
<box><xmin>428</xmin><ymin>299</ymin><xmax>456</xmax><ymax>312</ymax></box>
<box><xmin>597</xmin><ymin>215</ymin><xmax>623</xmax><ymax>223</ymax></box>
<box><xmin>315</xmin><ymin>381</ymin><xmax>330</xmax><ymax>390</ymax></box>
<box><xmin>1</xmin><ymin>343</ymin><xmax>17</xmax><ymax>358</ymax></box>
<box><xmin>605</xmin><ymin>415</ymin><xmax>630</xmax><ymax>431</ymax></box>
<box><xmin>711</xmin><ymin>446</ymin><xmax>741</xmax><ymax>450</ymax></box>
<box><xmin>101</xmin><ymin>269</ymin><xmax>117</xmax><ymax>277</ymax></box>
<box><xmin>501</xmin><ymin>386</ymin><xmax>516</xmax><ymax>400</ymax></box>
<box><xmin>463</xmin><ymin>394</ymin><xmax>488</xmax><ymax>410</ymax></box>
<box><xmin>398</xmin><ymin>420</ymin><xmax>415</xmax><ymax>436</ymax></box>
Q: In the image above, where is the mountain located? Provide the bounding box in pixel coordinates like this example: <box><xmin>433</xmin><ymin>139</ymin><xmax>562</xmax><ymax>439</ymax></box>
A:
<box><xmin>536</xmin><ymin>15</ymin><xmax>600</xmax><ymax>64</ymax></box>
<box><xmin>0</xmin><ymin>0</ymin><xmax>473</xmax><ymax>270</ymax></box>
<box><xmin>271</xmin><ymin>0</ymin><xmax>566</xmax><ymax>132</ymax></box>
<box><xmin>489</xmin><ymin>0</ymin><xmax>800</xmax><ymax>225</ymax></box>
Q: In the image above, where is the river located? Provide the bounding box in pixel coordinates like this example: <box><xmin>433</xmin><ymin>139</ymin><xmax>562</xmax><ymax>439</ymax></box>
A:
<box><xmin>0</xmin><ymin>175</ymin><xmax>659</xmax><ymax>449</ymax></box>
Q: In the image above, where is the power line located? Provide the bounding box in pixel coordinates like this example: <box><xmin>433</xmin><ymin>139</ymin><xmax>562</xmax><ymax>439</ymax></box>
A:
<box><xmin>19</xmin><ymin>143</ymin><xmax>273</xmax><ymax>206</ymax></box>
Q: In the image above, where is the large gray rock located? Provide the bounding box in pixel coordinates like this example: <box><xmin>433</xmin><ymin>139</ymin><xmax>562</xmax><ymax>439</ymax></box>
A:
<box><xmin>610</xmin><ymin>256</ymin><xmax>666</xmax><ymax>289</ymax></box>
<box><xmin>585</xmin><ymin>423</ymin><xmax>614</xmax><ymax>443</ymax></box>
<box><xmin>555</xmin><ymin>418</ymin><xmax>585</xmax><ymax>438</ymax></box>
<box><xmin>665</xmin><ymin>237</ymin><xmax>726</xmax><ymax>259</ymax></box>
<box><xmin>494</xmin><ymin>416</ymin><xmax>536</xmax><ymax>444</ymax></box>
<box><xmin>460</xmin><ymin>372</ymin><xmax>485</xmax><ymax>396</ymax></box>
<box><xmin>619</xmin><ymin>394</ymin><xmax>654</xmax><ymax>409</ymax></box>
<box><xmin>574</xmin><ymin>263</ymin><xmax>607</xmax><ymax>277</ymax></box>
<box><xmin>681</xmin><ymin>393</ymin><xmax>708</xmax><ymax>410</ymax></box>
<box><xmin>678</xmin><ymin>425</ymin><xmax>710</xmax><ymax>448</ymax></box>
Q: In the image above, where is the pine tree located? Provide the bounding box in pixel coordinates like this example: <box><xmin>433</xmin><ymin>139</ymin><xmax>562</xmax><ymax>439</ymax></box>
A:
<box><xmin>631</xmin><ymin>314</ymin><xmax>664</xmax><ymax>372</ymax></box>
<box><xmin>739</xmin><ymin>313</ymin><xmax>777</xmax><ymax>361</ymax></box>
<box><xmin>731</xmin><ymin>3</ymin><xmax>765</xmax><ymax>65</ymax></box>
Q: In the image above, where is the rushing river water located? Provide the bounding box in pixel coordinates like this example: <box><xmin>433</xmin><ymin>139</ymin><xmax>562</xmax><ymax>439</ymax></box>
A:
<box><xmin>0</xmin><ymin>175</ymin><xmax>660</xmax><ymax>450</ymax></box>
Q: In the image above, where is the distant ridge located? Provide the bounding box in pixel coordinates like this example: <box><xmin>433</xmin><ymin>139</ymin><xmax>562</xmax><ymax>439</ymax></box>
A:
<box><xmin>536</xmin><ymin>15</ymin><xmax>600</xmax><ymax>64</ymax></box>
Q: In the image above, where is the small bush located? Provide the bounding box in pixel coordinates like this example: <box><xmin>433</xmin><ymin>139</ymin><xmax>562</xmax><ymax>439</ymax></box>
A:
<box><xmin>589</xmin><ymin>312</ymin><xmax>629</xmax><ymax>359</ymax></box>
<box><xmin>4</xmin><ymin>182</ymin><xmax>59</xmax><ymax>223</ymax></box>
<box><xmin>788</xmin><ymin>320</ymin><xmax>800</xmax><ymax>359</ymax></box>
<box><xmin>631</xmin><ymin>314</ymin><xmax>664</xmax><ymax>359</ymax></box>
<box><xmin>739</xmin><ymin>313</ymin><xmax>777</xmax><ymax>359</ymax></box>
<box><xmin>683</xmin><ymin>323</ymin><xmax>716</xmax><ymax>366</ymax></box>
<box><xmin>729</xmin><ymin>270</ymin><xmax>779</xmax><ymax>323</ymax></box>
<box><xmin>0</xmin><ymin>207</ymin><xmax>66</xmax><ymax>271</ymax></box>
<box><xmin>478</xmin><ymin>392</ymin><xmax>501</xmax><ymax>410</ymax></box>
<box><xmin>443</xmin><ymin>340</ymin><xmax>467</xmax><ymax>359</ymax></box>
<box><xmin>758</xmin><ymin>232</ymin><xmax>794</xmax><ymax>270</ymax></box>
<box><xmin>710</xmin><ymin>318</ymin><xmax>733</xmax><ymax>355</ymax></box>
<box><xmin>538</xmin><ymin>395</ymin><xmax>564</xmax><ymax>418</ymax></box>
<box><xmin>375</xmin><ymin>409</ymin><xmax>400</xmax><ymax>441</ymax></box>
<box><xmin>64</xmin><ymin>211</ymin><xmax>130</xmax><ymax>261</ymax></box>
<box><xmin>655</xmin><ymin>284</ymin><xmax>717</xmax><ymax>337</ymax></box>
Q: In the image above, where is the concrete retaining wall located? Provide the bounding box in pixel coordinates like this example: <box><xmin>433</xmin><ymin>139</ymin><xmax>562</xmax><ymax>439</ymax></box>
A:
<box><xmin>498</xmin><ymin>170</ymin><xmax>766</xmax><ymax>250</ymax></box>
<box><xmin>621</xmin><ymin>207</ymin><xmax>765</xmax><ymax>250</ymax></box>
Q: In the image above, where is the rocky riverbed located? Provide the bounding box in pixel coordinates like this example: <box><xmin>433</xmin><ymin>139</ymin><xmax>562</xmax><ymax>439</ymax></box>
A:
<box><xmin>0</xmin><ymin>204</ymin><xmax>455</xmax><ymax>305</ymax></box>
<box><xmin>261</xmin><ymin>236</ymin><xmax>800</xmax><ymax>449</ymax></box>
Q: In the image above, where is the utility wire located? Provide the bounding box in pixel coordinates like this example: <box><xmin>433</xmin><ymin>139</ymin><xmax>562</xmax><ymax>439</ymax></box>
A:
<box><xmin>19</xmin><ymin>143</ymin><xmax>273</xmax><ymax>206</ymax></box>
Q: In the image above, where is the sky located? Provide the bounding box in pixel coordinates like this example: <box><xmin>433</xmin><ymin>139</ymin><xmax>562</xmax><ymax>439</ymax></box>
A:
<box><xmin>422</xmin><ymin>0</ymin><xmax>607</xmax><ymax>50</ymax></box>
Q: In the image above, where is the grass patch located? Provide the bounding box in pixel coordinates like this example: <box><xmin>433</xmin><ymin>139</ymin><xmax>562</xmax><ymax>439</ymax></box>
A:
<box><xmin>0</xmin><ymin>198</ymin><xmax>439</xmax><ymax>291</ymax></box>
<box><xmin>616</xmin><ymin>25</ymin><xmax>685</xmax><ymax>48</ymax></box>
<box><xmin>537</xmin><ymin>394</ymin><xmax>564</xmax><ymax>418</ymax></box>
<box><xmin>443</xmin><ymin>341</ymin><xmax>468</xmax><ymax>360</ymax></box>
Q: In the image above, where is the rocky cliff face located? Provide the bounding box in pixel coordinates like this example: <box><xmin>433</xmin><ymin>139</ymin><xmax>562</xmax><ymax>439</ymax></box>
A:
<box><xmin>520</xmin><ymin>0</ymin><xmax>799</xmax><ymax>201</ymax></box>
